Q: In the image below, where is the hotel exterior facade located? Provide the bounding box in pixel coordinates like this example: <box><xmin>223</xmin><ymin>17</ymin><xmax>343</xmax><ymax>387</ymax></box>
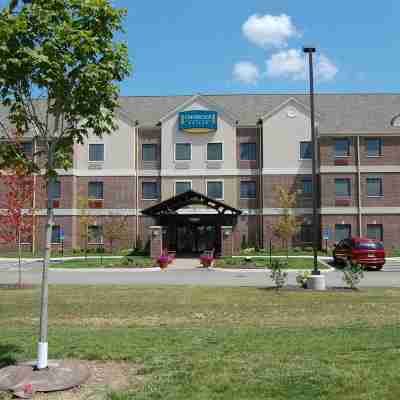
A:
<box><xmin>3</xmin><ymin>93</ymin><xmax>400</xmax><ymax>256</ymax></box>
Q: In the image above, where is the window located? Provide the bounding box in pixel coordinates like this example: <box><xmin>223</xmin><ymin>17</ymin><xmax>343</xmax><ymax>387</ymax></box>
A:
<box><xmin>367</xmin><ymin>224</ymin><xmax>383</xmax><ymax>241</ymax></box>
<box><xmin>89</xmin><ymin>144</ymin><xmax>104</xmax><ymax>161</ymax></box>
<box><xmin>335</xmin><ymin>224</ymin><xmax>351</xmax><ymax>242</ymax></box>
<box><xmin>367</xmin><ymin>177</ymin><xmax>383</xmax><ymax>197</ymax></box>
<box><xmin>207</xmin><ymin>181</ymin><xmax>223</xmax><ymax>199</ymax></box>
<box><xmin>50</xmin><ymin>181</ymin><xmax>61</xmax><ymax>200</ymax></box>
<box><xmin>240</xmin><ymin>181</ymin><xmax>256</xmax><ymax>199</ymax></box>
<box><xmin>335</xmin><ymin>138</ymin><xmax>350</xmax><ymax>157</ymax></box>
<box><xmin>300</xmin><ymin>224</ymin><xmax>313</xmax><ymax>243</ymax></box>
<box><xmin>240</xmin><ymin>143</ymin><xmax>257</xmax><ymax>161</ymax></box>
<box><xmin>366</xmin><ymin>138</ymin><xmax>382</xmax><ymax>157</ymax></box>
<box><xmin>300</xmin><ymin>141</ymin><xmax>312</xmax><ymax>160</ymax></box>
<box><xmin>142</xmin><ymin>182</ymin><xmax>159</xmax><ymax>199</ymax></box>
<box><xmin>51</xmin><ymin>225</ymin><xmax>61</xmax><ymax>244</ymax></box>
<box><xmin>335</xmin><ymin>178</ymin><xmax>351</xmax><ymax>197</ymax></box>
<box><xmin>142</xmin><ymin>144</ymin><xmax>157</xmax><ymax>161</ymax></box>
<box><xmin>21</xmin><ymin>142</ymin><xmax>33</xmax><ymax>157</ymax></box>
<box><xmin>175</xmin><ymin>181</ymin><xmax>191</xmax><ymax>195</ymax></box>
<box><xmin>88</xmin><ymin>182</ymin><xmax>104</xmax><ymax>199</ymax></box>
<box><xmin>207</xmin><ymin>143</ymin><xmax>223</xmax><ymax>161</ymax></box>
<box><xmin>88</xmin><ymin>225</ymin><xmax>103</xmax><ymax>244</ymax></box>
<box><xmin>175</xmin><ymin>143</ymin><xmax>191</xmax><ymax>161</ymax></box>
<box><xmin>302</xmin><ymin>177</ymin><xmax>313</xmax><ymax>195</ymax></box>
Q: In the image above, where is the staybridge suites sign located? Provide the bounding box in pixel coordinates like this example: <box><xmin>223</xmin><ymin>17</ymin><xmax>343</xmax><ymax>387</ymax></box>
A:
<box><xmin>179</xmin><ymin>111</ymin><xmax>218</xmax><ymax>133</ymax></box>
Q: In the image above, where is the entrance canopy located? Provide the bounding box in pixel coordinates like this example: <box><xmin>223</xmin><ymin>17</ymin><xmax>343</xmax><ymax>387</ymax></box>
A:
<box><xmin>142</xmin><ymin>190</ymin><xmax>242</xmax><ymax>217</ymax></box>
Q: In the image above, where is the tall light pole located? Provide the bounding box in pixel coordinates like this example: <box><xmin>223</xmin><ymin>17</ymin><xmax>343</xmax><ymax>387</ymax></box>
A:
<box><xmin>303</xmin><ymin>46</ymin><xmax>319</xmax><ymax>275</ymax></box>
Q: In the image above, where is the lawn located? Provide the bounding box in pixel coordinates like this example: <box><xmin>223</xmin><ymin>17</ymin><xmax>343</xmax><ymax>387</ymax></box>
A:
<box><xmin>50</xmin><ymin>257</ymin><xmax>154</xmax><ymax>269</ymax></box>
<box><xmin>2</xmin><ymin>286</ymin><xmax>400</xmax><ymax>399</ymax></box>
<box><xmin>216</xmin><ymin>257</ymin><xmax>329</xmax><ymax>270</ymax></box>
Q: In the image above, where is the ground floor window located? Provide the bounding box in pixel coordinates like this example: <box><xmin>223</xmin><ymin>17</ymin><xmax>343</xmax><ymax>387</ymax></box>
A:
<box><xmin>175</xmin><ymin>181</ymin><xmax>191</xmax><ymax>195</ymax></box>
<box><xmin>335</xmin><ymin>224</ymin><xmax>351</xmax><ymax>242</ymax></box>
<box><xmin>88</xmin><ymin>225</ymin><xmax>103</xmax><ymax>244</ymax></box>
<box><xmin>207</xmin><ymin>181</ymin><xmax>223</xmax><ymax>199</ymax></box>
<box><xmin>142</xmin><ymin>182</ymin><xmax>159</xmax><ymax>200</ymax></box>
<box><xmin>240</xmin><ymin>181</ymin><xmax>256</xmax><ymax>199</ymax></box>
<box><xmin>51</xmin><ymin>225</ymin><xmax>61</xmax><ymax>244</ymax></box>
<box><xmin>367</xmin><ymin>224</ymin><xmax>383</xmax><ymax>241</ymax></box>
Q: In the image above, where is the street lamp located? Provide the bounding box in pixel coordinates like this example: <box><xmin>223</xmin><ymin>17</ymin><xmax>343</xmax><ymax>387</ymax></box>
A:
<box><xmin>303</xmin><ymin>46</ymin><xmax>319</xmax><ymax>276</ymax></box>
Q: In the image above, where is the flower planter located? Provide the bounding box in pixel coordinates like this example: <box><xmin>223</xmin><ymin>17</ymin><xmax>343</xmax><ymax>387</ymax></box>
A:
<box><xmin>158</xmin><ymin>262</ymin><xmax>168</xmax><ymax>270</ymax></box>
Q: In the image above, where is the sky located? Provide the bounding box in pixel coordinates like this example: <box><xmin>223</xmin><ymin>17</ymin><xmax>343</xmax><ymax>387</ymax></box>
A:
<box><xmin>3</xmin><ymin>0</ymin><xmax>400</xmax><ymax>96</ymax></box>
<box><xmin>112</xmin><ymin>0</ymin><xmax>400</xmax><ymax>96</ymax></box>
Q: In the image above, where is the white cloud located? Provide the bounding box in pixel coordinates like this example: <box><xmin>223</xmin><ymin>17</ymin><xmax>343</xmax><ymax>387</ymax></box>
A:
<box><xmin>242</xmin><ymin>14</ymin><xmax>299</xmax><ymax>48</ymax></box>
<box><xmin>266</xmin><ymin>49</ymin><xmax>338</xmax><ymax>82</ymax></box>
<box><xmin>232</xmin><ymin>61</ymin><xmax>261</xmax><ymax>85</ymax></box>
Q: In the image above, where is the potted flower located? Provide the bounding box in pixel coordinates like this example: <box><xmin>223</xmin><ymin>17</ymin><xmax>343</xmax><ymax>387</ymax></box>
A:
<box><xmin>156</xmin><ymin>255</ymin><xmax>170</xmax><ymax>270</ymax></box>
<box><xmin>200</xmin><ymin>255</ymin><xmax>214</xmax><ymax>268</ymax></box>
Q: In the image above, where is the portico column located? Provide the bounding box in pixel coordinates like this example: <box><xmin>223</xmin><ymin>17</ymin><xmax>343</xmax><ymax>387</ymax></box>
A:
<box><xmin>149</xmin><ymin>226</ymin><xmax>163</xmax><ymax>258</ymax></box>
<box><xmin>221</xmin><ymin>226</ymin><xmax>234</xmax><ymax>257</ymax></box>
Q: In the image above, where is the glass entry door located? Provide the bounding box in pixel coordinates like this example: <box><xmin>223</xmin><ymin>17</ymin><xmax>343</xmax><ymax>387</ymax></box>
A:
<box><xmin>176</xmin><ymin>225</ymin><xmax>218</xmax><ymax>255</ymax></box>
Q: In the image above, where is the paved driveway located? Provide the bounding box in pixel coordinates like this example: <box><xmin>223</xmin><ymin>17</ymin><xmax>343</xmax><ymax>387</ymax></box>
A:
<box><xmin>2</xmin><ymin>258</ymin><xmax>400</xmax><ymax>287</ymax></box>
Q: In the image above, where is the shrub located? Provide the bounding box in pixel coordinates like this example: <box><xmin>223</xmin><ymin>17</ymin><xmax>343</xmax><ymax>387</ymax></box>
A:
<box><xmin>242</xmin><ymin>247</ymin><xmax>256</xmax><ymax>255</ymax></box>
<box><xmin>269</xmin><ymin>259</ymin><xmax>288</xmax><ymax>289</ymax></box>
<box><xmin>342</xmin><ymin>262</ymin><xmax>364</xmax><ymax>289</ymax></box>
<box><xmin>292</xmin><ymin>247</ymin><xmax>302</xmax><ymax>253</ymax></box>
<box><xmin>296</xmin><ymin>271</ymin><xmax>311</xmax><ymax>288</ymax></box>
<box><xmin>72</xmin><ymin>248</ymin><xmax>82</xmax><ymax>255</ymax></box>
<box><xmin>303</xmin><ymin>246</ymin><xmax>313</xmax><ymax>252</ymax></box>
<box><xmin>241</xmin><ymin>235</ymin><xmax>247</xmax><ymax>250</ymax></box>
<box><xmin>120</xmin><ymin>248</ymin><xmax>134</xmax><ymax>257</ymax></box>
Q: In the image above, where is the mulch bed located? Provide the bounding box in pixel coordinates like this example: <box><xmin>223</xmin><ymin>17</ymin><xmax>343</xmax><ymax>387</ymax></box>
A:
<box><xmin>261</xmin><ymin>285</ymin><xmax>360</xmax><ymax>292</ymax></box>
<box><xmin>0</xmin><ymin>284</ymin><xmax>34</xmax><ymax>290</ymax></box>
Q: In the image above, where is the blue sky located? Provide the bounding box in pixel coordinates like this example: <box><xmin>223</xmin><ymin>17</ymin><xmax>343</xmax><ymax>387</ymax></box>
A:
<box><xmin>114</xmin><ymin>0</ymin><xmax>400</xmax><ymax>96</ymax></box>
<box><xmin>3</xmin><ymin>0</ymin><xmax>400</xmax><ymax>95</ymax></box>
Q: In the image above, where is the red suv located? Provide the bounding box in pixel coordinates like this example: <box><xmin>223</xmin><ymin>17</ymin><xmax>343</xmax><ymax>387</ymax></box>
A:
<box><xmin>333</xmin><ymin>237</ymin><xmax>385</xmax><ymax>270</ymax></box>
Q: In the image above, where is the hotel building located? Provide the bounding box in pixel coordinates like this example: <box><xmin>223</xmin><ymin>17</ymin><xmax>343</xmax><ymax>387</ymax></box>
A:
<box><xmin>3</xmin><ymin>93</ymin><xmax>400</xmax><ymax>256</ymax></box>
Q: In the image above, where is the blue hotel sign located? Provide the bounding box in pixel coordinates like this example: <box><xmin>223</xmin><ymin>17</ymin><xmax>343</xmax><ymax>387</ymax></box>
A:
<box><xmin>179</xmin><ymin>111</ymin><xmax>218</xmax><ymax>133</ymax></box>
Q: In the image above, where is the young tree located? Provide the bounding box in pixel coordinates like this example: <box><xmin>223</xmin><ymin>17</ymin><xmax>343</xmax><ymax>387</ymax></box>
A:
<box><xmin>0</xmin><ymin>172</ymin><xmax>34</xmax><ymax>287</ymax></box>
<box><xmin>0</xmin><ymin>0</ymin><xmax>130</xmax><ymax>369</ymax></box>
<box><xmin>273</xmin><ymin>186</ymin><xmax>301</xmax><ymax>262</ymax></box>
<box><xmin>103</xmin><ymin>215</ymin><xmax>129</xmax><ymax>254</ymax></box>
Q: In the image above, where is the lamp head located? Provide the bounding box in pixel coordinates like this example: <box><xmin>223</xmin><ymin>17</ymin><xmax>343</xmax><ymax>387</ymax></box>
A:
<box><xmin>303</xmin><ymin>47</ymin><xmax>316</xmax><ymax>54</ymax></box>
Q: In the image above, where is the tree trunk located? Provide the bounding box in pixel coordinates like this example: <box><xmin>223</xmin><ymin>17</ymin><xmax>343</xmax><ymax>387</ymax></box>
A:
<box><xmin>37</xmin><ymin>140</ymin><xmax>56</xmax><ymax>370</ymax></box>
<box><xmin>17</xmin><ymin>228</ymin><xmax>22</xmax><ymax>288</ymax></box>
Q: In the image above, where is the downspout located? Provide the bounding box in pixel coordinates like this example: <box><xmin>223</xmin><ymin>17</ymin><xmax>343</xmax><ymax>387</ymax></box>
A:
<box><xmin>356</xmin><ymin>136</ymin><xmax>362</xmax><ymax>236</ymax></box>
<box><xmin>257</xmin><ymin>120</ymin><xmax>264</xmax><ymax>249</ymax></box>
<box><xmin>135</xmin><ymin>121</ymin><xmax>139</xmax><ymax>248</ymax></box>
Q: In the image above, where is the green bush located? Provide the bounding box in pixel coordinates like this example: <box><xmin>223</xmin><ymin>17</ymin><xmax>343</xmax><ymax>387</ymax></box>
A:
<box><xmin>342</xmin><ymin>262</ymin><xmax>364</xmax><ymax>289</ymax></box>
<box><xmin>241</xmin><ymin>235</ymin><xmax>247</xmax><ymax>250</ymax></box>
<box><xmin>269</xmin><ymin>259</ymin><xmax>288</xmax><ymax>289</ymax></box>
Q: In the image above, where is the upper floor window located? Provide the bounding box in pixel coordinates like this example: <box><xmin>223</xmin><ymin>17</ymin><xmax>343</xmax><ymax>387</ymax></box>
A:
<box><xmin>240</xmin><ymin>143</ymin><xmax>257</xmax><ymax>161</ymax></box>
<box><xmin>175</xmin><ymin>143</ymin><xmax>191</xmax><ymax>161</ymax></box>
<box><xmin>88</xmin><ymin>225</ymin><xmax>103</xmax><ymax>244</ymax></box>
<box><xmin>335</xmin><ymin>138</ymin><xmax>350</xmax><ymax>157</ymax></box>
<box><xmin>366</xmin><ymin>138</ymin><xmax>382</xmax><ymax>157</ymax></box>
<box><xmin>367</xmin><ymin>177</ymin><xmax>383</xmax><ymax>197</ymax></box>
<box><xmin>240</xmin><ymin>181</ymin><xmax>256</xmax><ymax>199</ymax></box>
<box><xmin>300</xmin><ymin>141</ymin><xmax>312</xmax><ymax>160</ymax></box>
<box><xmin>142</xmin><ymin>144</ymin><xmax>157</xmax><ymax>161</ymax></box>
<box><xmin>207</xmin><ymin>143</ymin><xmax>223</xmax><ymax>161</ymax></box>
<box><xmin>175</xmin><ymin>181</ymin><xmax>191</xmax><ymax>195</ymax></box>
<box><xmin>89</xmin><ymin>144</ymin><xmax>104</xmax><ymax>162</ymax></box>
<box><xmin>301</xmin><ymin>176</ymin><xmax>313</xmax><ymax>195</ymax></box>
<box><xmin>142</xmin><ymin>182</ymin><xmax>159</xmax><ymax>200</ymax></box>
<box><xmin>335</xmin><ymin>178</ymin><xmax>351</xmax><ymax>197</ymax></box>
<box><xmin>88</xmin><ymin>181</ymin><xmax>104</xmax><ymax>200</ymax></box>
<box><xmin>50</xmin><ymin>181</ymin><xmax>61</xmax><ymax>200</ymax></box>
<box><xmin>207</xmin><ymin>181</ymin><xmax>223</xmax><ymax>199</ymax></box>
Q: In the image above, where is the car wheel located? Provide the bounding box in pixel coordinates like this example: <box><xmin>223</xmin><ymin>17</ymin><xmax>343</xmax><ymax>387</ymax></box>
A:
<box><xmin>374</xmin><ymin>265</ymin><xmax>383</xmax><ymax>271</ymax></box>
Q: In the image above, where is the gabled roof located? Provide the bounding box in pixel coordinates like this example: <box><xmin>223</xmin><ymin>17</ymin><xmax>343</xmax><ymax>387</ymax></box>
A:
<box><xmin>142</xmin><ymin>190</ymin><xmax>242</xmax><ymax>217</ymax></box>
<box><xmin>118</xmin><ymin>93</ymin><xmax>400</xmax><ymax>133</ymax></box>
<box><xmin>260</xmin><ymin>97</ymin><xmax>321</xmax><ymax>121</ymax></box>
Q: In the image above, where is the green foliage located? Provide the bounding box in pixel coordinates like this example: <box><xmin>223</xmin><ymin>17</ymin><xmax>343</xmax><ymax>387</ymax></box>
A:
<box><xmin>269</xmin><ymin>259</ymin><xmax>288</xmax><ymax>289</ymax></box>
<box><xmin>342</xmin><ymin>262</ymin><xmax>364</xmax><ymax>289</ymax></box>
<box><xmin>296</xmin><ymin>271</ymin><xmax>311</xmax><ymax>289</ymax></box>
<box><xmin>241</xmin><ymin>234</ymin><xmax>247</xmax><ymax>250</ymax></box>
<box><xmin>0</xmin><ymin>0</ymin><xmax>131</xmax><ymax>176</ymax></box>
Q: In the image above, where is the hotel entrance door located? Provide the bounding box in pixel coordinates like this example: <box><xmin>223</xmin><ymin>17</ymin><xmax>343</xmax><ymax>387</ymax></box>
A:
<box><xmin>176</xmin><ymin>225</ymin><xmax>218</xmax><ymax>255</ymax></box>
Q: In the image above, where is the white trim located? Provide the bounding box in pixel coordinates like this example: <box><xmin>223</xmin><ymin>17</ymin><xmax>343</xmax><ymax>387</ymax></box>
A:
<box><xmin>138</xmin><ymin>169</ymin><xmax>162</xmax><ymax>176</ymax></box>
<box><xmin>175</xmin><ymin>180</ymin><xmax>192</xmax><ymax>195</ymax></box>
<box><xmin>260</xmin><ymin>97</ymin><xmax>321</xmax><ymax>121</ymax></box>
<box><xmin>56</xmin><ymin>169</ymin><xmax>137</xmax><ymax>177</ymax></box>
<box><xmin>262</xmin><ymin>168</ymin><xmax>312</xmax><ymax>175</ymax></box>
<box><xmin>320</xmin><ymin>166</ymin><xmax>357</xmax><ymax>173</ymax></box>
<box><xmin>206</xmin><ymin>141</ymin><xmax>224</xmax><ymax>161</ymax></box>
<box><xmin>174</xmin><ymin>142</ymin><xmax>192</xmax><ymax>162</ymax></box>
<box><xmin>206</xmin><ymin>179</ymin><xmax>224</xmax><ymax>200</ymax></box>
<box><xmin>262</xmin><ymin>208</ymin><xmax>313</xmax><ymax>215</ymax></box>
<box><xmin>161</xmin><ymin>169</ymin><xmax>258</xmax><ymax>176</ymax></box>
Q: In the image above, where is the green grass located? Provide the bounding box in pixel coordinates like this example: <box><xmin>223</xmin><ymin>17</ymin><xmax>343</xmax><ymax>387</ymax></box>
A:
<box><xmin>2</xmin><ymin>286</ymin><xmax>400</xmax><ymax>399</ymax></box>
<box><xmin>215</xmin><ymin>257</ymin><xmax>329</xmax><ymax>270</ymax></box>
<box><xmin>50</xmin><ymin>257</ymin><xmax>154</xmax><ymax>269</ymax></box>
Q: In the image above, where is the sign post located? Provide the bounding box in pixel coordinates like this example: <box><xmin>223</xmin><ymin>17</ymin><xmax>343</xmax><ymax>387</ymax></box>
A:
<box><xmin>60</xmin><ymin>228</ymin><xmax>64</xmax><ymax>257</ymax></box>
<box><xmin>322</xmin><ymin>227</ymin><xmax>331</xmax><ymax>255</ymax></box>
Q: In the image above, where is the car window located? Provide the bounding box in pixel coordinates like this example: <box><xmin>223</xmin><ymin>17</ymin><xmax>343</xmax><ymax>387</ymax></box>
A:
<box><xmin>355</xmin><ymin>242</ymin><xmax>384</xmax><ymax>250</ymax></box>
